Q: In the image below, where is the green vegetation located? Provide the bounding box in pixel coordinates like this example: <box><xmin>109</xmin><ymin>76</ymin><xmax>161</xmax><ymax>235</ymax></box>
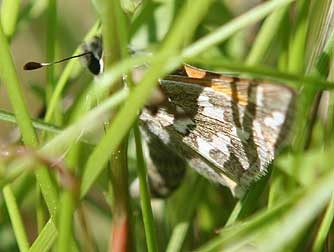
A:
<box><xmin>0</xmin><ymin>0</ymin><xmax>333</xmax><ymax>251</ymax></box>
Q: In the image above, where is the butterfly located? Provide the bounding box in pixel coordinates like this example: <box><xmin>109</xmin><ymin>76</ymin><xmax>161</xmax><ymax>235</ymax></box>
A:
<box><xmin>24</xmin><ymin>36</ymin><xmax>296</xmax><ymax>198</ymax></box>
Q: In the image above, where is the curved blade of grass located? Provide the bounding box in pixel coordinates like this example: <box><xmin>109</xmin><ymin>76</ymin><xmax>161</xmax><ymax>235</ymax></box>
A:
<box><xmin>29</xmin><ymin>219</ymin><xmax>57</xmax><ymax>252</ymax></box>
<box><xmin>182</xmin><ymin>0</ymin><xmax>295</xmax><ymax>59</ymax></box>
<box><xmin>0</xmin><ymin>22</ymin><xmax>58</xmax><ymax>218</ymax></box>
<box><xmin>312</xmin><ymin>192</ymin><xmax>334</xmax><ymax>252</ymax></box>
<box><xmin>165</xmin><ymin>176</ymin><xmax>206</xmax><ymax>252</ymax></box>
<box><xmin>306</xmin><ymin>0</ymin><xmax>334</xmax><ymax>71</ymax></box>
<box><xmin>45</xmin><ymin>0</ymin><xmax>58</xmax><ymax>124</ymax></box>
<box><xmin>246</xmin><ymin>6</ymin><xmax>289</xmax><ymax>64</ymax></box>
<box><xmin>288</xmin><ymin>0</ymin><xmax>310</xmax><ymax>74</ymax></box>
<box><xmin>293</xmin><ymin>28</ymin><xmax>334</xmax><ymax>151</ymax></box>
<box><xmin>16</xmin><ymin>0</ymin><xmax>48</xmax><ymax>30</ymax></box>
<box><xmin>0</xmin><ymin>109</ymin><xmax>60</xmax><ymax>134</ymax></box>
<box><xmin>56</xmin><ymin>192</ymin><xmax>75</xmax><ymax>252</ymax></box>
<box><xmin>0</xmin><ymin>18</ymin><xmax>37</xmax><ymax>147</ymax></box>
<box><xmin>225</xmin><ymin>175</ymin><xmax>269</xmax><ymax>226</ymax></box>
<box><xmin>1</xmin><ymin>0</ymin><xmax>21</xmax><ymax>39</ymax></box>
<box><xmin>133</xmin><ymin>122</ymin><xmax>158</xmax><ymax>252</ymax></box>
<box><xmin>3</xmin><ymin>185</ymin><xmax>29</xmax><ymax>252</ymax></box>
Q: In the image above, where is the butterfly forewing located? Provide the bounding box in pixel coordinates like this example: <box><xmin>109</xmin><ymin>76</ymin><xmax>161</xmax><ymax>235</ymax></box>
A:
<box><xmin>140</xmin><ymin>66</ymin><xmax>296</xmax><ymax>197</ymax></box>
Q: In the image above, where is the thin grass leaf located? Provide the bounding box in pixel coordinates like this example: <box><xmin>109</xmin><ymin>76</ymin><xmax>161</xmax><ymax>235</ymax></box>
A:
<box><xmin>306</xmin><ymin>0</ymin><xmax>334</xmax><ymax>72</ymax></box>
<box><xmin>246</xmin><ymin>6</ymin><xmax>289</xmax><ymax>64</ymax></box>
<box><xmin>0</xmin><ymin>22</ymin><xmax>58</xmax><ymax>218</ymax></box>
<box><xmin>312</xmin><ymin>192</ymin><xmax>334</xmax><ymax>252</ymax></box>
<box><xmin>293</xmin><ymin>25</ymin><xmax>334</xmax><ymax>151</ymax></box>
<box><xmin>3</xmin><ymin>185</ymin><xmax>29</xmax><ymax>252</ymax></box>
<box><xmin>165</xmin><ymin>176</ymin><xmax>206</xmax><ymax>252</ymax></box>
<box><xmin>0</xmin><ymin>0</ymin><xmax>21</xmax><ymax>39</ymax></box>
<box><xmin>182</xmin><ymin>0</ymin><xmax>295</xmax><ymax>59</ymax></box>
<box><xmin>225</xmin><ymin>176</ymin><xmax>269</xmax><ymax>226</ymax></box>
<box><xmin>0</xmin><ymin>109</ymin><xmax>60</xmax><ymax>134</ymax></box>
<box><xmin>0</xmin><ymin>20</ymin><xmax>38</xmax><ymax>147</ymax></box>
<box><xmin>288</xmin><ymin>0</ymin><xmax>310</xmax><ymax>74</ymax></box>
<box><xmin>45</xmin><ymin>0</ymin><xmax>59</xmax><ymax>123</ymax></box>
<box><xmin>56</xmin><ymin>192</ymin><xmax>75</xmax><ymax>252</ymax></box>
<box><xmin>29</xmin><ymin>220</ymin><xmax>57</xmax><ymax>252</ymax></box>
<box><xmin>133</xmin><ymin>122</ymin><xmax>158</xmax><ymax>252</ymax></box>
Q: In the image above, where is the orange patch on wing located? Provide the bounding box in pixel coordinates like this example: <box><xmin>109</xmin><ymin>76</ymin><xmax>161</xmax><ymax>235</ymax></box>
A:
<box><xmin>164</xmin><ymin>75</ymin><xmax>249</xmax><ymax>106</ymax></box>
<box><xmin>184</xmin><ymin>65</ymin><xmax>207</xmax><ymax>78</ymax></box>
<box><xmin>211</xmin><ymin>83</ymin><xmax>248</xmax><ymax>106</ymax></box>
<box><xmin>183</xmin><ymin>65</ymin><xmax>222</xmax><ymax>79</ymax></box>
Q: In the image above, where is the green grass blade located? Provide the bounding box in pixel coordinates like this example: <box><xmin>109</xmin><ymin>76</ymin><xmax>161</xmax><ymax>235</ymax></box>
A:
<box><xmin>133</xmin><ymin>122</ymin><xmax>158</xmax><ymax>252</ymax></box>
<box><xmin>225</xmin><ymin>176</ymin><xmax>269</xmax><ymax>226</ymax></box>
<box><xmin>166</xmin><ymin>177</ymin><xmax>206</xmax><ymax>252</ymax></box>
<box><xmin>246</xmin><ymin>6</ymin><xmax>289</xmax><ymax>64</ymax></box>
<box><xmin>45</xmin><ymin>0</ymin><xmax>59</xmax><ymax>124</ymax></box>
<box><xmin>29</xmin><ymin>219</ymin><xmax>57</xmax><ymax>252</ymax></box>
<box><xmin>56</xmin><ymin>192</ymin><xmax>75</xmax><ymax>252</ymax></box>
<box><xmin>0</xmin><ymin>109</ymin><xmax>61</xmax><ymax>134</ymax></box>
<box><xmin>0</xmin><ymin>21</ymin><xmax>38</xmax><ymax>147</ymax></box>
<box><xmin>182</xmin><ymin>0</ymin><xmax>295</xmax><ymax>59</ymax></box>
<box><xmin>0</xmin><ymin>21</ymin><xmax>58</xmax><ymax>219</ymax></box>
<box><xmin>1</xmin><ymin>0</ymin><xmax>21</xmax><ymax>39</ymax></box>
<box><xmin>3</xmin><ymin>185</ymin><xmax>29</xmax><ymax>252</ymax></box>
<box><xmin>288</xmin><ymin>0</ymin><xmax>310</xmax><ymax>74</ymax></box>
<box><xmin>312</xmin><ymin>192</ymin><xmax>334</xmax><ymax>252</ymax></box>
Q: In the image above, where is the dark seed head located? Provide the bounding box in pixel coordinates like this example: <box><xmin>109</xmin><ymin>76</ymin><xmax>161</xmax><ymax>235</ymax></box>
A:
<box><xmin>23</xmin><ymin>62</ymin><xmax>43</xmax><ymax>70</ymax></box>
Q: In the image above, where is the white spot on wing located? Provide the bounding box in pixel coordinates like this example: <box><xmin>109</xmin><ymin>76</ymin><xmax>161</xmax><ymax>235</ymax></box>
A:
<box><xmin>146</xmin><ymin>122</ymin><xmax>171</xmax><ymax>145</ymax></box>
<box><xmin>202</xmin><ymin>107</ymin><xmax>225</xmax><ymax>121</ymax></box>
<box><xmin>253</xmin><ymin>121</ymin><xmax>273</xmax><ymax>166</ymax></box>
<box><xmin>212</xmin><ymin>133</ymin><xmax>230</xmax><ymax>154</ymax></box>
<box><xmin>196</xmin><ymin>133</ymin><xmax>230</xmax><ymax>164</ymax></box>
<box><xmin>196</xmin><ymin>137</ymin><xmax>213</xmax><ymax>157</ymax></box>
<box><xmin>198</xmin><ymin>94</ymin><xmax>225</xmax><ymax>121</ymax></box>
<box><xmin>264</xmin><ymin>112</ymin><xmax>285</xmax><ymax>128</ymax></box>
<box><xmin>256</xmin><ymin>86</ymin><xmax>264</xmax><ymax>107</ymax></box>
<box><xmin>173</xmin><ymin>118</ymin><xmax>195</xmax><ymax>134</ymax></box>
<box><xmin>197</xmin><ymin>95</ymin><xmax>210</xmax><ymax>104</ymax></box>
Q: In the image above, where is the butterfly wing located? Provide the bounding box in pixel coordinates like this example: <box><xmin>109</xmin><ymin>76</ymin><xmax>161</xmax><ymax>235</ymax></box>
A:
<box><xmin>140</xmin><ymin>66</ymin><xmax>296</xmax><ymax>197</ymax></box>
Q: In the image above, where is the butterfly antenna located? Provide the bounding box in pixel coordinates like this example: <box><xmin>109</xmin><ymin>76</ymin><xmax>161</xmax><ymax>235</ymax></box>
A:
<box><xmin>23</xmin><ymin>51</ymin><xmax>92</xmax><ymax>71</ymax></box>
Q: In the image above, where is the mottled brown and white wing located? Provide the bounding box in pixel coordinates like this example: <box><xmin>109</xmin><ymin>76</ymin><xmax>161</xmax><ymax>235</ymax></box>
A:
<box><xmin>140</xmin><ymin>66</ymin><xmax>296</xmax><ymax>197</ymax></box>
